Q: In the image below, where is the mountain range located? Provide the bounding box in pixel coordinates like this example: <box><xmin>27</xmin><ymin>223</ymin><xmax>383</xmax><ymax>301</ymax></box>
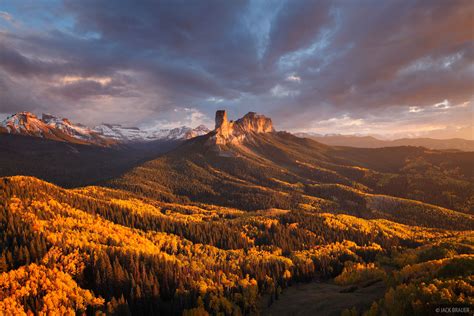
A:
<box><xmin>2</xmin><ymin>111</ymin><xmax>472</xmax><ymax>152</ymax></box>
<box><xmin>297</xmin><ymin>133</ymin><xmax>474</xmax><ymax>152</ymax></box>
<box><xmin>0</xmin><ymin>112</ymin><xmax>210</xmax><ymax>145</ymax></box>
<box><xmin>1</xmin><ymin>110</ymin><xmax>473</xmax><ymax>315</ymax></box>
<box><xmin>0</xmin><ymin>112</ymin><xmax>114</xmax><ymax>146</ymax></box>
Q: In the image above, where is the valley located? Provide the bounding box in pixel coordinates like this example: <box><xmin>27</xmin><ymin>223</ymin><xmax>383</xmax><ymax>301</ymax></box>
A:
<box><xmin>261</xmin><ymin>279</ymin><xmax>386</xmax><ymax>316</ymax></box>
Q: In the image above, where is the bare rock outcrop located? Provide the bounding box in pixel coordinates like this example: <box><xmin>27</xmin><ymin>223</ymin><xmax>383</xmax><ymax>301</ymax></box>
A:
<box><xmin>210</xmin><ymin>110</ymin><xmax>274</xmax><ymax>145</ymax></box>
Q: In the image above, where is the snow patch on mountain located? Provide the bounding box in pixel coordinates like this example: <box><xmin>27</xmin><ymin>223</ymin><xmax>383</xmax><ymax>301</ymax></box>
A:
<box><xmin>92</xmin><ymin>123</ymin><xmax>210</xmax><ymax>142</ymax></box>
<box><xmin>41</xmin><ymin>114</ymin><xmax>97</xmax><ymax>141</ymax></box>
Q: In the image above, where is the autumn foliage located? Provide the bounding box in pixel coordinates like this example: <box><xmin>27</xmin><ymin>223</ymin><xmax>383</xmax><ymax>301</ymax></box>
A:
<box><xmin>0</xmin><ymin>176</ymin><xmax>472</xmax><ymax>315</ymax></box>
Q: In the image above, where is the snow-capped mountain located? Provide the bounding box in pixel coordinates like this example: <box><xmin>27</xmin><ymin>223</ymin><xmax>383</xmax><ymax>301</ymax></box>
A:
<box><xmin>0</xmin><ymin>112</ymin><xmax>114</xmax><ymax>146</ymax></box>
<box><xmin>0</xmin><ymin>111</ymin><xmax>211</xmax><ymax>145</ymax></box>
<box><xmin>92</xmin><ymin>124</ymin><xmax>151</xmax><ymax>142</ymax></box>
<box><xmin>0</xmin><ymin>112</ymin><xmax>49</xmax><ymax>137</ymax></box>
<box><xmin>92</xmin><ymin>123</ymin><xmax>210</xmax><ymax>142</ymax></box>
<box><xmin>166</xmin><ymin>125</ymin><xmax>211</xmax><ymax>140</ymax></box>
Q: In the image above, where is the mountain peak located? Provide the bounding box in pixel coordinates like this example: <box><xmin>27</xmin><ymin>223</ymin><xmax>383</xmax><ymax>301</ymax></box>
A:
<box><xmin>1</xmin><ymin>112</ymin><xmax>47</xmax><ymax>136</ymax></box>
<box><xmin>211</xmin><ymin>110</ymin><xmax>274</xmax><ymax>145</ymax></box>
<box><xmin>0</xmin><ymin>111</ymin><xmax>114</xmax><ymax>146</ymax></box>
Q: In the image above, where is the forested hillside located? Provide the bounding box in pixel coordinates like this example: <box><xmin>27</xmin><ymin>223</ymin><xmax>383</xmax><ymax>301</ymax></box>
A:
<box><xmin>1</xmin><ymin>176</ymin><xmax>473</xmax><ymax>315</ymax></box>
<box><xmin>0</xmin><ymin>134</ymin><xmax>180</xmax><ymax>187</ymax></box>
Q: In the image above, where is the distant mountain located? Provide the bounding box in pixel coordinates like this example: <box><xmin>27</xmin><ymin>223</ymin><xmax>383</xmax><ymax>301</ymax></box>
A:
<box><xmin>0</xmin><ymin>112</ymin><xmax>114</xmax><ymax>146</ymax></box>
<box><xmin>111</xmin><ymin>110</ymin><xmax>474</xmax><ymax>221</ymax></box>
<box><xmin>0</xmin><ymin>111</ymin><xmax>211</xmax><ymax>145</ymax></box>
<box><xmin>0</xmin><ymin>111</ymin><xmax>209</xmax><ymax>186</ymax></box>
<box><xmin>93</xmin><ymin>123</ymin><xmax>210</xmax><ymax>142</ymax></box>
<box><xmin>296</xmin><ymin>133</ymin><xmax>474</xmax><ymax>151</ymax></box>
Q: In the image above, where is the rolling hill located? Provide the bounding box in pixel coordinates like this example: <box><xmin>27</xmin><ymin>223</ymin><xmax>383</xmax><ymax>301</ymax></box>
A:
<box><xmin>1</xmin><ymin>175</ymin><xmax>473</xmax><ymax>315</ymax></box>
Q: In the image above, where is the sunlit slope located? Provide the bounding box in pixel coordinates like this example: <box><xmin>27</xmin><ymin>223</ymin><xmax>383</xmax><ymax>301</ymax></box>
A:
<box><xmin>1</xmin><ymin>176</ymin><xmax>473</xmax><ymax>315</ymax></box>
<box><xmin>110</xmin><ymin>132</ymin><xmax>474</xmax><ymax>228</ymax></box>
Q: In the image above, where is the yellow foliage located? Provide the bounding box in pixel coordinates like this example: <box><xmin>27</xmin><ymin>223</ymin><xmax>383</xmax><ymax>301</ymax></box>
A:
<box><xmin>334</xmin><ymin>261</ymin><xmax>386</xmax><ymax>285</ymax></box>
<box><xmin>0</xmin><ymin>263</ymin><xmax>103</xmax><ymax>315</ymax></box>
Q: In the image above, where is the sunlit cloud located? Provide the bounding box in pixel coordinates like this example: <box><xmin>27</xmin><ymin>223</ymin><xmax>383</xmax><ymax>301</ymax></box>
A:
<box><xmin>271</xmin><ymin>84</ymin><xmax>300</xmax><ymax>97</ymax></box>
<box><xmin>433</xmin><ymin>99</ymin><xmax>450</xmax><ymax>110</ymax></box>
<box><xmin>305</xmin><ymin>114</ymin><xmax>366</xmax><ymax>134</ymax></box>
<box><xmin>0</xmin><ymin>11</ymin><xmax>13</xmax><ymax>22</ymax></box>
<box><xmin>143</xmin><ymin>107</ymin><xmax>213</xmax><ymax>130</ymax></box>
<box><xmin>286</xmin><ymin>74</ymin><xmax>301</xmax><ymax>82</ymax></box>
<box><xmin>61</xmin><ymin>76</ymin><xmax>112</xmax><ymax>86</ymax></box>
<box><xmin>399</xmin><ymin>53</ymin><xmax>464</xmax><ymax>75</ymax></box>
<box><xmin>457</xmin><ymin>101</ymin><xmax>470</xmax><ymax>108</ymax></box>
<box><xmin>409</xmin><ymin>106</ymin><xmax>423</xmax><ymax>113</ymax></box>
<box><xmin>206</xmin><ymin>97</ymin><xmax>224</xmax><ymax>103</ymax></box>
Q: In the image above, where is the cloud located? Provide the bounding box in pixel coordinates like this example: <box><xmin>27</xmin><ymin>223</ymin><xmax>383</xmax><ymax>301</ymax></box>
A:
<box><xmin>271</xmin><ymin>84</ymin><xmax>299</xmax><ymax>97</ymax></box>
<box><xmin>265</xmin><ymin>0</ymin><xmax>333</xmax><ymax>64</ymax></box>
<box><xmin>0</xmin><ymin>11</ymin><xmax>13</xmax><ymax>22</ymax></box>
<box><xmin>0</xmin><ymin>0</ymin><xmax>472</xmax><ymax>138</ymax></box>
<box><xmin>142</xmin><ymin>107</ymin><xmax>213</xmax><ymax>130</ymax></box>
<box><xmin>433</xmin><ymin>99</ymin><xmax>450</xmax><ymax>110</ymax></box>
<box><xmin>207</xmin><ymin>97</ymin><xmax>224</xmax><ymax>103</ymax></box>
<box><xmin>409</xmin><ymin>106</ymin><xmax>423</xmax><ymax>113</ymax></box>
<box><xmin>307</xmin><ymin>114</ymin><xmax>365</xmax><ymax>133</ymax></box>
<box><xmin>286</xmin><ymin>74</ymin><xmax>301</xmax><ymax>82</ymax></box>
<box><xmin>61</xmin><ymin>75</ymin><xmax>112</xmax><ymax>85</ymax></box>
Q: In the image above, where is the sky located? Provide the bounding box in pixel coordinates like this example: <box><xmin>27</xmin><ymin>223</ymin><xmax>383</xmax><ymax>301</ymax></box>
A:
<box><xmin>0</xmin><ymin>0</ymin><xmax>473</xmax><ymax>139</ymax></box>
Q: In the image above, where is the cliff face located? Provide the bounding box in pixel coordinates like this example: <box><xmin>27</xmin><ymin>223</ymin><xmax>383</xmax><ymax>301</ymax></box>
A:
<box><xmin>234</xmin><ymin>112</ymin><xmax>274</xmax><ymax>134</ymax></box>
<box><xmin>211</xmin><ymin>110</ymin><xmax>274</xmax><ymax>145</ymax></box>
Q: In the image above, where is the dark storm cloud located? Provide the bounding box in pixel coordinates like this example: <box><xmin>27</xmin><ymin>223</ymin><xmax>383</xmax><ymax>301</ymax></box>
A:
<box><xmin>0</xmin><ymin>0</ymin><xmax>472</xmax><ymax>137</ymax></box>
<box><xmin>62</xmin><ymin>0</ymin><xmax>266</xmax><ymax>97</ymax></box>
<box><xmin>50</xmin><ymin>78</ymin><xmax>131</xmax><ymax>100</ymax></box>
<box><xmin>0</xmin><ymin>72</ymin><xmax>44</xmax><ymax>113</ymax></box>
<box><xmin>0</xmin><ymin>45</ymin><xmax>49</xmax><ymax>76</ymax></box>
<box><xmin>265</xmin><ymin>0</ymin><xmax>333</xmax><ymax>64</ymax></box>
